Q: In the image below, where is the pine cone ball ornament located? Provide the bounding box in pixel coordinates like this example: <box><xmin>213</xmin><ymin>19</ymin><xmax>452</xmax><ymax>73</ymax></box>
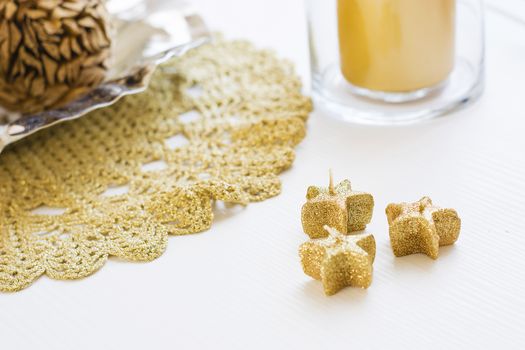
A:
<box><xmin>0</xmin><ymin>0</ymin><xmax>112</xmax><ymax>114</ymax></box>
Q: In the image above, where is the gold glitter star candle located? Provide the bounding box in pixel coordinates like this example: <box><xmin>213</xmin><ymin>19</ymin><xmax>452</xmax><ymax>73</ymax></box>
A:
<box><xmin>299</xmin><ymin>226</ymin><xmax>376</xmax><ymax>295</ymax></box>
<box><xmin>301</xmin><ymin>172</ymin><xmax>374</xmax><ymax>238</ymax></box>
<box><xmin>386</xmin><ymin>197</ymin><xmax>461</xmax><ymax>259</ymax></box>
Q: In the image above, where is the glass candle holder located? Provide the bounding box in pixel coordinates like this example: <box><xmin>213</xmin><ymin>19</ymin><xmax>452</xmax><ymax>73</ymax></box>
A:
<box><xmin>306</xmin><ymin>0</ymin><xmax>485</xmax><ymax>125</ymax></box>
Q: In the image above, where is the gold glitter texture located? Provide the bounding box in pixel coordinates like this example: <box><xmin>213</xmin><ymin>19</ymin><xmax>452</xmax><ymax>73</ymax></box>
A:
<box><xmin>299</xmin><ymin>226</ymin><xmax>376</xmax><ymax>295</ymax></box>
<box><xmin>386</xmin><ymin>197</ymin><xmax>461</xmax><ymax>259</ymax></box>
<box><xmin>301</xmin><ymin>173</ymin><xmax>374</xmax><ymax>238</ymax></box>
<box><xmin>0</xmin><ymin>39</ymin><xmax>312</xmax><ymax>292</ymax></box>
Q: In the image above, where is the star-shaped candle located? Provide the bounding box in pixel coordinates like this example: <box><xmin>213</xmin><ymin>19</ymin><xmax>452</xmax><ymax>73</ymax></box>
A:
<box><xmin>299</xmin><ymin>226</ymin><xmax>376</xmax><ymax>295</ymax></box>
<box><xmin>301</xmin><ymin>172</ymin><xmax>374</xmax><ymax>238</ymax></box>
<box><xmin>386</xmin><ymin>197</ymin><xmax>461</xmax><ymax>259</ymax></box>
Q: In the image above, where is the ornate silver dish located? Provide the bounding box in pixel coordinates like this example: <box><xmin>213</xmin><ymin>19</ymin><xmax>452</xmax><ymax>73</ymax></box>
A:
<box><xmin>0</xmin><ymin>0</ymin><xmax>210</xmax><ymax>152</ymax></box>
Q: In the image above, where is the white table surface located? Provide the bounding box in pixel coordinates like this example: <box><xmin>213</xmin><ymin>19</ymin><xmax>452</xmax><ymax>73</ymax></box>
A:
<box><xmin>2</xmin><ymin>1</ymin><xmax>525</xmax><ymax>349</ymax></box>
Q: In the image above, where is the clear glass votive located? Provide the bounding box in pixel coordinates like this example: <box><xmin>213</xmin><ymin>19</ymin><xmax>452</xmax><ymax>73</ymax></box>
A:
<box><xmin>306</xmin><ymin>0</ymin><xmax>485</xmax><ymax>125</ymax></box>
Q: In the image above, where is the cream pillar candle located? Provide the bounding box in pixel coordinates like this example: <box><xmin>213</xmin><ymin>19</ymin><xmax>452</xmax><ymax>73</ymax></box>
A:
<box><xmin>337</xmin><ymin>0</ymin><xmax>456</xmax><ymax>92</ymax></box>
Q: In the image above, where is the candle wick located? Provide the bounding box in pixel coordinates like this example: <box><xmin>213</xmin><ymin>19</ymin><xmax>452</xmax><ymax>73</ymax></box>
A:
<box><xmin>329</xmin><ymin>169</ymin><xmax>335</xmax><ymax>195</ymax></box>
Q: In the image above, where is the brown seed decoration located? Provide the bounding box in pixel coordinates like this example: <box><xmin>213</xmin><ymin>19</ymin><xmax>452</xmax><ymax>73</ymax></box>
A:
<box><xmin>301</xmin><ymin>171</ymin><xmax>374</xmax><ymax>238</ymax></box>
<box><xmin>299</xmin><ymin>226</ymin><xmax>376</xmax><ymax>296</ymax></box>
<box><xmin>385</xmin><ymin>197</ymin><xmax>461</xmax><ymax>259</ymax></box>
<box><xmin>0</xmin><ymin>0</ymin><xmax>112</xmax><ymax>114</ymax></box>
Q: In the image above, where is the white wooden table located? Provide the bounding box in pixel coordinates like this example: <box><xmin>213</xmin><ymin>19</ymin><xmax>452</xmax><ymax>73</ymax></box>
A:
<box><xmin>1</xmin><ymin>1</ymin><xmax>525</xmax><ymax>348</ymax></box>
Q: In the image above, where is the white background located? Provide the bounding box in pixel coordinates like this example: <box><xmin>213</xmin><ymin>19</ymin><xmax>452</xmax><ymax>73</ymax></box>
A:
<box><xmin>1</xmin><ymin>0</ymin><xmax>525</xmax><ymax>349</ymax></box>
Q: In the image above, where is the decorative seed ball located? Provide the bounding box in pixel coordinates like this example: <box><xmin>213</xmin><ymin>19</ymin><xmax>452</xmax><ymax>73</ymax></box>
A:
<box><xmin>0</xmin><ymin>0</ymin><xmax>112</xmax><ymax>114</ymax></box>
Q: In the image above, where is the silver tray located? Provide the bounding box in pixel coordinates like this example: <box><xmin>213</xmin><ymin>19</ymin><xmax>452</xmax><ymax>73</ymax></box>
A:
<box><xmin>0</xmin><ymin>0</ymin><xmax>210</xmax><ymax>152</ymax></box>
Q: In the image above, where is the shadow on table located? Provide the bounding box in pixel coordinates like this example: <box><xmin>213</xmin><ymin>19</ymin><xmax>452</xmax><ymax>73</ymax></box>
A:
<box><xmin>389</xmin><ymin>243</ymin><xmax>457</xmax><ymax>272</ymax></box>
<box><xmin>212</xmin><ymin>200</ymin><xmax>246</xmax><ymax>223</ymax></box>
<box><xmin>301</xmin><ymin>279</ymin><xmax>369</xmax><ymax>305</ymax></box>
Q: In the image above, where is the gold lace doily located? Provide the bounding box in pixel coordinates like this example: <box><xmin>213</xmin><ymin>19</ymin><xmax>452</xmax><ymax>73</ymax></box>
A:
<box><xmin>0</xmin><ymin>40</ymin><xmax>311</xmax><ymax>292</ymax></box>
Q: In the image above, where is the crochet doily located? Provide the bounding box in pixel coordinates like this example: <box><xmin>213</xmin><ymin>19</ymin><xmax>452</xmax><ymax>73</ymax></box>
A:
<box><xmin>0</xmin><ymin>39</ymin><xmax>311</xmax><ymax>292</ymax></box>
